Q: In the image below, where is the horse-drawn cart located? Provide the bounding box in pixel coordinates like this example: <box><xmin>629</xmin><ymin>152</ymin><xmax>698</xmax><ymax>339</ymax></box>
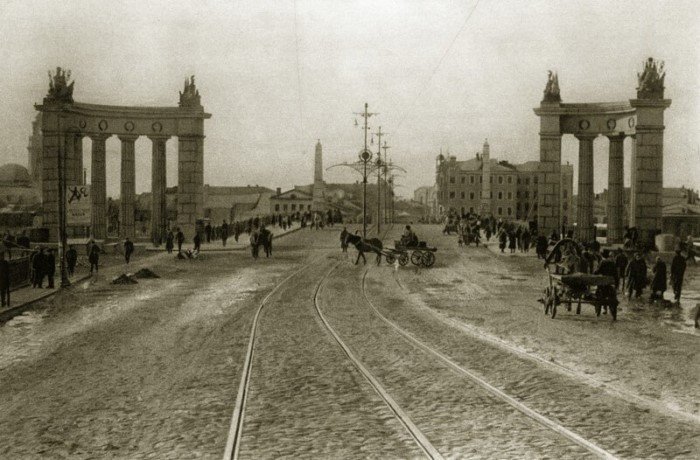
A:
<box><xmin>384</xmin><ymin>240</ymin><xmax>437</xmax><ymax>268</ymax></box>
<box><xmin>540</xmin><ymin>239</ymin><xmax>618</xmax><ymax>320</ymax></box>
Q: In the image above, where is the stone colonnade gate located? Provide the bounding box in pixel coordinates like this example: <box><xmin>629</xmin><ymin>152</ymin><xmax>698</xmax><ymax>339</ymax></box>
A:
<box><xmin>534</xmin><ymin>58</ymin><xmax>671</xmax><ymax>245</ymax></box>
<box><xmin>35</xmin><ymin>71</ymin><xmax>211</xmax><ymax>243</ymax></box>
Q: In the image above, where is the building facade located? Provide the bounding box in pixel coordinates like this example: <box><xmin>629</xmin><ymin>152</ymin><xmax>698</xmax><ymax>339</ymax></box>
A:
<box><xmin>435</xmin><ymin>140</ymin><xmax>573</xmax><ymax>224</ymax></box>
<box><xmin>413</xmin><ymin>185</ymin><xmax>438</xmax><ymax>217</ymax></box>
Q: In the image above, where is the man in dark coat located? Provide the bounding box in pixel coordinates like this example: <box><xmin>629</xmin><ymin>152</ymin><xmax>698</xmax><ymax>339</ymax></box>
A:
<box><xmin>205</xmin><ymin>222</ymin><xmax>212</xmax><ymax>243</ymax></box>
<box><xmin>626</xmin><ymin>252</ymin><xmax>647</xmax><ymax>300</ymax></box>
<box><xmin>649</xmin><ymin>256</ymin><xmax>667</xmax><ymax>301</ymax></box>
<box><xmin>614</xmin><ymin>249</ymin><xmax>629</xmax><ymax>292</ymax></box>
<box><xmin>193</xmin><ymin>232</ymin><xmax>201</xmax><ymax>252</ymax></box>
<box><xmin>165</xmin><ymin>230</ymin><xmax>174</xmax><ymax>254</ymax></box>
<box><xmin>670</xmin><ymin>250</ymin><xmax>686</xmax><ymax>302</ymax></box>
<box><xmin>0</xmin><ymin>252</ymin><xmax>10</xmax><ymax>308</ymax></box>
<box><xmin>221</xmin><ymin>220</ymin><xmax>229</xmax><ymax>247</ymax></box>
<box><xmin>124</xmin><ymin>238</ymin><xmax>135</xmax><ymax>264</ymax></box>
<box><xmin>498</xmin><ymin>230</ymin><xmax>508</xmax><ymax>253</ymax></box>
<box><xmin>31</xmin><ymin>247</ymin><xmax>45</xmax><ymax>288</ymax></box>
<box><xmin>535</xmin><ymin>234</ymin><xmax>548</xmax><ymax>259</ymax></box>
<box><xmin>595</xmin><ymin>250</ymin><xmax>619</xmax><ymax>319</ymax></box>
<box><xmin>44</xmin><ymin>248</ymin><xmax>56</xmax><ymax>289</ymax></box>
<box><xmin>89</xmin><ymin>244</ymin><xmax>100</xmax><ymax>274</ymax></box>
<box><xmin>66</xmin><ymin>245</ymin><xmax>78</xmax><ymax>276</ymax></box>
<box><xmin>176</xmin><ymin>229</ymin><xmax>185</xmax><ymax>253</ymax></box>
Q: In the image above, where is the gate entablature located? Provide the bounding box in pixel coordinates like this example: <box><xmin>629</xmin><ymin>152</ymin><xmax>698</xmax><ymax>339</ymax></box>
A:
<box><xmin>36</xmin><ymin>69</ymin><xmax>211</xmax><ymax>243</ymax></box>
<box><xmin>533</xmin><ymin>58</ymin><xmax>671</xmax><ymax>245</ymax></box>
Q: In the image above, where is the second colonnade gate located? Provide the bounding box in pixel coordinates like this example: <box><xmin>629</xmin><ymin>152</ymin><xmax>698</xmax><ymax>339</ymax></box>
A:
<box><xmin>36</xmin><ymin>69</ymin><xmax>211</xmax><ymax>243</ymax></box>
<box><xmin>534</xmin><ymin>58</ymin><xmax>671</xmax><ymax>245</ymax></box>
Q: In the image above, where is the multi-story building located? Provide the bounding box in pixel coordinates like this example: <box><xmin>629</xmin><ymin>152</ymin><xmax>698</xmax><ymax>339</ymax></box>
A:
<box><xmin>435</xmin><ymin>140</ymin><xmax>573</xmax><ymax>223</ymax></box>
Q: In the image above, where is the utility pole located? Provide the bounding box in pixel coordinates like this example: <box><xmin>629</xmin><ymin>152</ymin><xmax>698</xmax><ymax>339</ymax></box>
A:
<box><xmin>381</xmin><ymin>141</ymin><xmax>391</xmax><ymax>224</ymax></box>
<box><xmin>372</xmin><ymin>126</ymin><xmax>387</xmax><ymax>235</ymax></box>
<box><xmin>353</xmin><ymin>103</ymin><xmax>377</xmax><ymax>238</ymax></box>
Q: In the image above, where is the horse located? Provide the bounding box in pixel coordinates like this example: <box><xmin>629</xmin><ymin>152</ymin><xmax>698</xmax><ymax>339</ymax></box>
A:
<box><xmin>250</xmin><ymin>228</ymin><xmax>273</xmax><ymax>258</ymax></box>
<box><xmin>344</xmin><ymin>233</ymin><xmax>383</xmax><ymax>265</ymax></box>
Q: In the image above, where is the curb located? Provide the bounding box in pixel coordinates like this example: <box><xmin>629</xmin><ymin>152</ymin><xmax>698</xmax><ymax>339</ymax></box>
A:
<box><xmin>0</xmin><ymin>274</ymin><xmax>93</xmax><ymax>323</ymax></box>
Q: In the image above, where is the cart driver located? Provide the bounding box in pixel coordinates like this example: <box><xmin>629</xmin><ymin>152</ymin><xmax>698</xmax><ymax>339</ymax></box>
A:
<box><xmin>561</xmin><ymin>245</ymin><xmax>584</xmax><ymax>274</ymax></box>
<box><xmin>401</xmin><ymin>225</ymin><xmax>418</xmax><ymax>247</ymax></box>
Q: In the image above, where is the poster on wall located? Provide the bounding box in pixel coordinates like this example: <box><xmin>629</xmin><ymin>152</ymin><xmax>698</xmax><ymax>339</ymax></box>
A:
<box><xmin>66</xmin><ymin>185</ymin><xmax>91</xmax><ymax>226</ymax></box>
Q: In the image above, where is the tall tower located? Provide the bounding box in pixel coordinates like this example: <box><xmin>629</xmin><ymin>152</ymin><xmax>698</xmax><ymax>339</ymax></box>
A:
<box><xmin>480</xmin><ymin>139</ymin><xmax>491</xmax><ymax>215</ymax></box>
<box><xmin>312</xmin><ymin>139</ymin><xmax>325</xmax><ymax>210</ymax></box>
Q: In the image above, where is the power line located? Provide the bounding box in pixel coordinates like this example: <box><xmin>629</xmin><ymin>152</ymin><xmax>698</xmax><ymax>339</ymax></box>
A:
<box><xmin>393</xmin><ymin>0</ymin><xmax>481</xmax><ymax>133</ymax></box>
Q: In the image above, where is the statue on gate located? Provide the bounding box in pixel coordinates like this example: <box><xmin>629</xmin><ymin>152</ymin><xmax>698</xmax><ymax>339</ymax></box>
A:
<box><xmin>46</xmin><ymin>67</ymin><xmax>74</xmax><ymax>103</ymax></box>
<box><xmin>179</xmin><ymin>75</ymin><xmax>202</xmax><ymax>108</ymax></box>
<box><xmin>542</xmin><ymin>70</ymin><xmax>561</xmax><ymax>103</ymax></box>
<box><xmin>636</xmin><ymin>57</ymin><xmax>665</xmax><ymax>99</ymax></box>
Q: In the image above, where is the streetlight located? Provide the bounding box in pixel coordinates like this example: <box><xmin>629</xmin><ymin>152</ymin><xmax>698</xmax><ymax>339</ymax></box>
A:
<box><xmin>359</xmin><ymin>147</ymin><xmax>372</xmax><ymax>238</ymax></box>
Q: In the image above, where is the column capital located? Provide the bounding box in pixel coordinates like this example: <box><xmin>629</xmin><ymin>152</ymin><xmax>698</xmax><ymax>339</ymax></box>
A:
<box><xmin>606</xmin><ymin>133</ymin><xmax>626</xmax><ymax>142</ymax></box>
<box><xmin>574</xmin><ymin>133</ymin><xmax>598</xmax><ymax>141</ymax></box>
<box><xmin>88</xmin><ymin>133</ymin><xmax>111</xmax><ymax>142</ymax></box>
<box><xmin>147</xmin><ymin>135</ymin><xmax>171</xmax><ymax>142</ymax></box>
<box><xmin>118</xmin><ymin>134</ymin><xmax>139</xmax><ymax>142</ymax></box>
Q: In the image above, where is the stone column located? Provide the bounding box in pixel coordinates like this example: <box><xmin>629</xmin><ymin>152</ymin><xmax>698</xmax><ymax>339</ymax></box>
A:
<box><xmin>606</xmin><ymin>134</ymin><xmax>625</xmax><ymax>243</ymax></box>
<box><xmin>119</xmin><ymin>135</ymin><xmax>138</xmax><ymax>239</ymax></box>
<box><xmin>149</xmin><ymin>136</ymin><xmax>169</xmax><ymax>245</ymax></box>
<box><xmin>74</xmin><ymin>134</ymin><xmax>84</xmax><ymax>185</ymax></box>
<box><xmin>575</xmin><ymin>134</ymin><xmax>595</xmax><ymax>242</ymax></box>
<box><xmin>41</xmin><ymin>130</ymin><xmax>61</xmax><ymax>240</ymax></box>
<box><xmin>629</xmin><ymin>98</ymin><xmax>671</xmax><ymax>245</ymax></box>
<box><xmin>90</xmin><ymin>134</ymin><xmax>109</xmax><ymax>239</ymax></box>
<box><xmin>177</xmin><ymin>135</ymin><xmax>204</xmax><ymax>239</ymax></box>
<box><xmin>537</xmin><ymin>133</ymin><xmax>562</xmax><ymax>236</ymax></box>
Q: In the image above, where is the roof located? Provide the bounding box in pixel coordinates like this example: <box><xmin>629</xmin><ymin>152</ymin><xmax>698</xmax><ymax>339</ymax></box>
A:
<box><xmin>203</xmin><ymin>185</ymin><xmax>274</xmax><ymax>195</ymax></box>
<box><xmin>456</xmin><ymin>158</ymin><xmax>519</xmax><ymax>173</ymax></box>
<box><xmin>271</xmin><ymin>188</ymin><xmax>313</xmax><ymax>201</ymax></box>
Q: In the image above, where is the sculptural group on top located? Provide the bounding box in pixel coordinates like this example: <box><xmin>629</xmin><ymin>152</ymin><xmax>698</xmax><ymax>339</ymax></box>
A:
<box><xmin>636</xmin><ymin>57</ymin><xmax>665</xmax><ymax>99</ymax></box>
<box><xmin>46</xmin><ymin>66</ymin><xmax>74</xmax><ymax>103</ymax></box>
<box><xmin>179</xmin><ymin>75</ymin><xmax>202</xmax><ymax>108</ymax></box>
<box><xmin>542</xmin><ymin>70</ymin><xmax>561</xmax><ymax>103</ymax></box>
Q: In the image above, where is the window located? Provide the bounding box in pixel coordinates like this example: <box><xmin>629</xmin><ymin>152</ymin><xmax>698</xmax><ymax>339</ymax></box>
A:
<box><xmin>498</xmin><ymin>191</ymin><xmax>503</xmax><ymax>200</ymax></box>
<box><xmin>290</xmin><ymin>194</ymin><xmax>296</xmax><ymax>199</ymax></box>
<box><xmin>508</xmin><ymin>176</ymin><xmax>512</xmax><ymax>184</ymax></box>
<box><xmin>516</xmin><ymin>191</ymin><xmax>520</xmax><ymax>198</ymax></box>
<box><xmin>291</xmin><ymin>204</ymin><xmax>296</xmax><ymax>211</ymax></box>
<box><xmin>517</xmin><ymin>177</ymin><xmax>521</xmax><ymax>184</ymax></box>
<box><xmin>461</xmin><ymin>207</ymin><xmax>465</xmax><ymax>215</ymax></box>
<box><xmin>498</xmin><ymin>207</ymin><xmax>502</xmax><ymax>216</ymax></box>
<box><xmin>507</xmin><ymin>207</ymin><xmax>512</xmax><ymax>216</ymax></box>
<box><xmin>307</xmin><ymin>205</ymin><xmax>311</xmax><ymax>210</ymax></box>
<box><xmin>534</xmin><ymin>176</ymin><xmax>539</xmax><ymax>184</ymax></box>
<box><xmin>507</xmin><ymin>192</ymin><xmax>512</xmax><ymax>200</ymax></box>
<box><xmin>490</xmin><ymin>176</ymin><xmax>493</xmax><ymax>183</ymax></box>
<box><xmin>449</xmin><ymin>192</ymin><xmax>455</xmax><ymax>199</ymax></box>
<box><xmin>470</xmin><ymin>175</ymin><xmax>475</xmax><ymax>184</ymax></box>
<box><xmin>450</xmin><ymin>176</ymin><xmax>455</xmax><ymax>184</ymax></box>
<box><xmin>283</xmin><ymin>204</ymin><xmax>288</xmax><ymax>211</ymax></box>
<box><xmin>275</xmin><ymin>204</ymin><xmax>280</xmax><ymax>211</ymax></box>
<box><xmin>525</xmin><ymin>177</ymin><xmax>530</xmax><ymax>185</ymax></box>
<box><xmin>460</xmin><ymin>191</ymin><xmax>465</xmax><ymax>199</ymax></box>
<box><xmin>469</xmin><ymin>207</ymin><xmax>474</xmax><ymax>213</ymax></box>
<box><xmin>469</xmin><ymin>192</ymin><xmax>475</xmax><ymax>200</ymax></box>
<box><xmin>563</xmin><ymin>189</ymin><xmax>568</xmax><ymax>198</ymax></box>
<box><xmin>498</xmin><ymin>176</ymin><xmax>503</xmax><ymax>184</ymax></box>
<box><xmin>461</xmin><ymin>176</ymin><xmax>465</xmax><ymax>184</ymax></box>
<box><xmin>524</xmin><ymin>204</ymin><xmax>529</xmax><ymax>212</ymax></box>
<box><xmin>480</xmin><ymin>176</ymin><xmax>483</xmax><ymax>183</ymax></box>
<box><xmin>516</xmin><ymin>203</ymin><xmax>521</xmax><ymax>211</ymax></box>
<box><xmin>490</xmin><ymin>191</ymin><xmax>493</xmax><ymax>198</ymax></box>
<box><xmin>563</xmin><ymin>203</ymin><xmax>568</xmax><ymax>211</ymax></box>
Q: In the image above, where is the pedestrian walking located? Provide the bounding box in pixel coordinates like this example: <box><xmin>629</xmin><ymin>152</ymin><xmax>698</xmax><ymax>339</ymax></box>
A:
<box><xmin>165</xmin><ymin>230</ymin><xmax>174</xmax><ymax>254</ymax></box>
<box><xmin>650</xmin><ymin>257</ymin><xmax>667</xmax><ymax>301</ymax></box>
<box><xmin>31</xmin><ymin>247</ymin><xmax>45</xmax><ymax>288</ymax></box>
<box><xmin>670</xmin><ymin>249</ymin><xmax>686</xmax><ymax>303</ymax></box>
<box><xmin>626</xmin><ymin>252</ymin><xmax>647</xmax><ymax>300</ymax></box>
<box><xmin>205</xmin><ymin>222</ymin><xmax>212</xmax><ymax>243</ymax></box>
<box><xmin>193</xmin><ymin>232</ymin><xmax>201</xmax><ymax>252</ymax></box>
<box><xmin>66</xmin><ymin>245</ymin><xmax>78</xmax><ymax>276</ymax></box>
<box><xmin>498</xmin><ymin>230</ymin><xmax>507</xmax><ymax>253</ymax></box>
<box><xmin>614</xmin><ymin>249</ymin><xmax>628</xmax><ymax>293</ymax></box>
<box><xmin>0</xmin><ymin>252</ymin><xmax>10</xmax><ymax>308</ymax></box>
<box><xmin>89</xmin><ymin>244</ymin><xmax>100</xmax><ymax>274</ymax></box>
<box><xmin>124</xmin><ymin>237</ymin><xmax>134</xmax><ymax>264</ymax></box>
<box><xmin>221</xmin><ymin>220</ymin><xmax>229</xmax><ymax>247</ymax></box>
<box><xmin>176</xmin><ymin>229</ymin><xmax>185</xmax><ymax>253</ymax></box>
<box><xmin>44</xmin><ymin>248</ymin><xmax>56</xmax><ymax>289</ymax></box>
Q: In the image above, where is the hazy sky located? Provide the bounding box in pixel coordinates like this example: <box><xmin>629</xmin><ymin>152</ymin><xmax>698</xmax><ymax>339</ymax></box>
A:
<box><xmin>1</xmin><ymin>0</ymin><xmax>698</xmax><ymax>198</ymax></box>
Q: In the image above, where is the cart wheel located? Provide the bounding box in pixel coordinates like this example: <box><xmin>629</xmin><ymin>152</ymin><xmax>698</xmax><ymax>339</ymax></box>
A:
<box><xmin>544</xmin><ymin>288</ymin><xmax>551</xmax><ymax>315</ymax></box>
<box><xmin>385</xmin><ymin>253</ymin><xmax>396</xmax><ymax>264</ymax></box>
<box><xmin>422</xmin><ymin>251</ymin><xmax>435</xmax><ymax>268</ymax></box>
<box><xmin>410</xmin><ymin>251</ymin><xmax>422</xmax><ymax>266</ymax></box>
<box><xmin>398</xmin><ymin>253</ymin><xmax>409</xmax><ymax>266</ymax></box>
<box><xmin>551</xmin><ymin>302</ymin><xmax>557</xmax><ymax>318</ymax></box>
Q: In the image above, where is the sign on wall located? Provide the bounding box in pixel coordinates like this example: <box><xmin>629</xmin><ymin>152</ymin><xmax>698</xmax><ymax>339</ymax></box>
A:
<box><xmin>67</xmin><ymin>185</ymin><xmax>91</xmax><ymax>226</ymax></box>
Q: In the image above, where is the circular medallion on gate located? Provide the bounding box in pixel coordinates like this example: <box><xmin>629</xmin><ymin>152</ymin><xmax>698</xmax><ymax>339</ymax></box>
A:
<box><xmin>124</xmin><ymin>121</ymin><xmax>135</xmax><ymax>132</ymax></box>
<box><xmin>578</xmin><ymin>119</ymin><xmax>590</xmax><ymax>130</ymax></box>
<box><xmin>98</xmin><ymin>120</ymin><xmax>108</xmax><ymax>131</ymax></box>
<box><xmin>606</xmin><ymin>119</ymin><xmax>616</xmax><ymax>130</ymax></box>
<box><xmin>151</xmin><ymin>121</ymin><xmax>163</xmax><ymax>133</ymax></box>
<box><xmin>78</xmin><ymin>120</ymin><xmax>87</xmax><ymax>129</ymax></box>
<box><xmin>628</xmin><ymin>117</ymin><xmax>635</xmax><ymax>128</ymax></box>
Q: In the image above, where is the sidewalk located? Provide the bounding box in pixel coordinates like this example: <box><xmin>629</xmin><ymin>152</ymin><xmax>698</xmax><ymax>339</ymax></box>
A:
<box><xmin>0</xmin><ymin>223</ymin><xmax>303</xmax><ymax>322</ymax></box>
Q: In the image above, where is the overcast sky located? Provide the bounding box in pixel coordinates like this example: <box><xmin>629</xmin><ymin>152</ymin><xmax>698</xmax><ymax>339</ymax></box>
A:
<box><xmin>1</xmin><ymin>0</ymin><xmax>698</xmax><ymax>198</ymax></box>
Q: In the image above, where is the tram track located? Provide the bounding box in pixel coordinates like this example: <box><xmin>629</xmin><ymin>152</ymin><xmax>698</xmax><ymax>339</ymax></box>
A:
<box><xmin>361</xmin><ymin>268</ymin><xmax>616</xmax><ymax>459</ymax></box>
